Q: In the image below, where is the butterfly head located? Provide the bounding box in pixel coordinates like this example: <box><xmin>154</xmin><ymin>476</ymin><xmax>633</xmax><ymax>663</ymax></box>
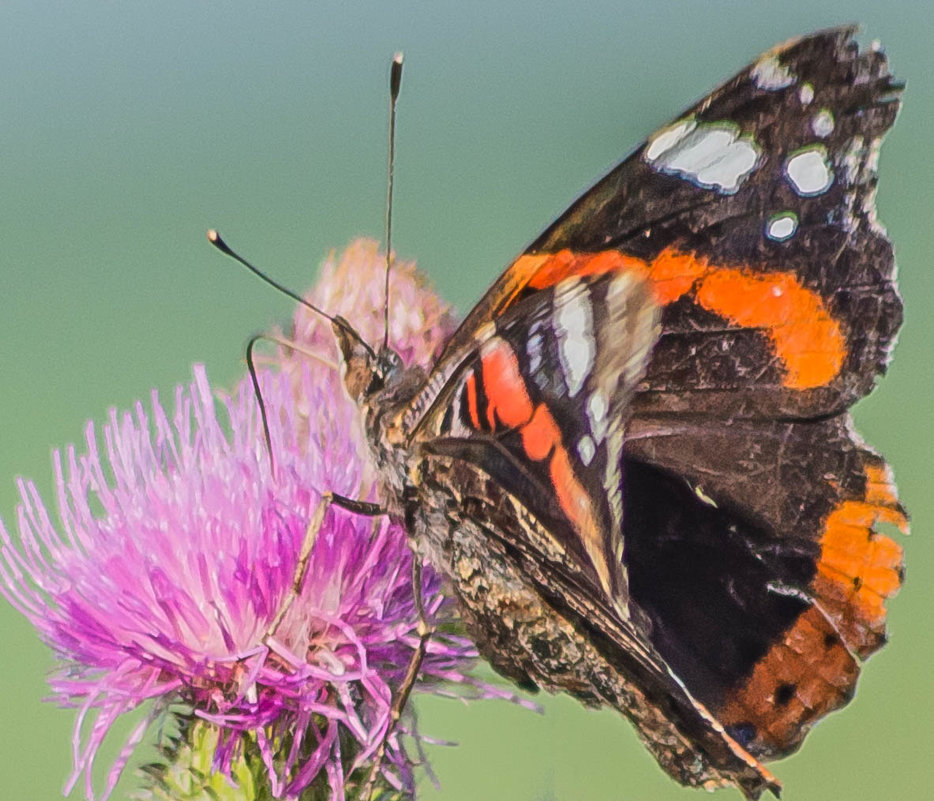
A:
<box><xmin>331</xmin><ymin>316</ymin><xmax>383</xmax><ymax>401</ymax></box>
<box><xmin>332</xmin><ymin>315</ymin><xmax>422</xmax><ymax>409</ymax></box>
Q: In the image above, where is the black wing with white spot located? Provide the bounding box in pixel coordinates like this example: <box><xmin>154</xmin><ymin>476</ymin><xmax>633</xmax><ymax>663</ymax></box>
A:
<box><xmin>446</xmin><ymin>26</ymin><xmax>903</xmax><ymax>421</ymax></box>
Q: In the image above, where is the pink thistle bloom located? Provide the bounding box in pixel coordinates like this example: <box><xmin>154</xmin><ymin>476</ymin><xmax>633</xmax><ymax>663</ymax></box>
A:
<box><xmin>0</xmin><ymin>241</ymin><xmax>501</xmax><ymax>800</ymax></box>
<box><xmin>290</xmin><ymin>237</ymin><xmax>456</xmax><ymax>370</ymax></box>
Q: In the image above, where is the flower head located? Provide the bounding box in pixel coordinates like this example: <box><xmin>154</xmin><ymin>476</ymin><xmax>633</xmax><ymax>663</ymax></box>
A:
<box><xmin>289</xmin><ymin>237</ymin><xmax>456</xmax><ymax>370</ymax></box>
<box><xmin>0</xmin><ymin>241</ymin><xmax>487</xmax><ymax>800</ymax></box>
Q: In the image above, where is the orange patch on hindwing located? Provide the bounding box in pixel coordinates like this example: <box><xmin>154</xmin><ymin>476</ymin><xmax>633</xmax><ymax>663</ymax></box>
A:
<box><xmin>812</xmin><ymin>461</ymin><xmax>907</xmax><ymax>657</ymax></box>
<box><xmin>718</xmin><ymin>459</ymin><xmax>906</xmax><ymax>755</ymax></box>
<box><xmin>509</xmin><ymin>247</ymin><xmax>846</xmax><ymax>390</ymax></box>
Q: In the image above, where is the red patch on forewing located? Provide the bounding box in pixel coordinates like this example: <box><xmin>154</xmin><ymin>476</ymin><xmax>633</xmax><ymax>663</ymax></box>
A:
<box><xmin>464</xmin><ymin>370</ymin><xmax>481</xmax><ymax>429</ymax></box>
<box><xmin>480</xmin><ymin>339</ymin><xmax>534</xmax><ymax>429</ymax></box>
<box><xmin>524</xmin><ymin>249</ymin><xmax>647</xmax><ymax>290</ymax></box>
<box><xmin>717</xmin><ymin>457</ymin><xmax>906</xmax><ymax>756</ymax></box>
<box><xmin>474</xmin><ymin>338</ymin><xmax>609</xmax><ymax>589</ymax></box>
<box><xmin>508</xmin><ymin>247</ymin><xmax>846</xmax><ymax>390</ymax></box>
<box><xmin>521</xmin><ymin>403</ymin><xmax>561</xmax><ymax>461</ymax></box>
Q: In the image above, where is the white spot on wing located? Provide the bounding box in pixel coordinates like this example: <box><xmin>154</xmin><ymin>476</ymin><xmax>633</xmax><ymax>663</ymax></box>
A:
<box><xmin>553</xmin><ymin>279</ymin><xmax>594</xmax><ymax>398</ymax></box>
<box><xmin>645</xmin><ymin>118</ymin><xmax>697</xmax><ymax>161</ymax></box>
<box><xmin>577</xmin><ymin>435</ymin><xmax>596</xmax><ymax>466</ymax></box>
<box><xmin>811</xmin><ymin>109</ymin><xmax>835</xmax><ymax>138</ymax></box>
<box><xmin>645</xmin><ymin>121</ymin><xmax>761</xmax><ymax>193</ymax></box>
<box><xmin>587</xmin><ymin>390</ymin><xmax>608</xmax><ymax>443</ymax></box>
<box><xmin>526</xmin><ymin>321</ymin><xmax>544</xmax><ymax>376</ymax></box>
<box><xmin>766</xmin><ymin>212</ymin><xmax>798</xmax><ymax>242</ymax></box>
<box><xmin>798</xmin><ymin>82</ymin><xmax>814</xmax><ymax>105</ymax></box>
<box><xmin>751</xmin><ymin>54</ymin><xmax>795</xmax><ymax>90</ymax></box>
<box><xmin>785</xmin><ymin>147</ymin><xmax>833</xmax><ymax>196</ymax></box>
<box><xmin>840</xmin><ymin>136</ymin><xmax>866</xmax><ymax>185</ymax></box>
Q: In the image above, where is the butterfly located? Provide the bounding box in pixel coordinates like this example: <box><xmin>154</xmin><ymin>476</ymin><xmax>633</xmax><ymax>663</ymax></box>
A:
<box><xmin>257</xmin><ymin>25</ymin><xmax>907</xmax><ymax>799</ymax></box>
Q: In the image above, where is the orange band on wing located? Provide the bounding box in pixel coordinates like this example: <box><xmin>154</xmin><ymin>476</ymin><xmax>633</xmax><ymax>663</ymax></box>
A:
<box><xmin>475</xmin><ymin>337</ymin><xmax>610</xmax><ymax>590</ymax></box>
<box><xmin>641</xmin><ymin>248</ymin><xmax>709</xmax><ymax>304</ymax></box>
<box><xmin>510</xmin><ymin>247</ymin><xmax>846</xmax><ymax>390</ymax></box>
<box><xmin>695</xmin><ymin>270</ymin><xmax>845</xmax><ymax>390</ymax></box>
<box><xmin>480</xmin><ymin>339</ymin><xmax>534</xmax><ymax>428</ymax></box>
<box><xmin>525</xmin><ymin>249</ymin><xmax>647</xmax><ymax>290</ymax></box>
<box><xmin>812</xmin><ymin>460</ymin><xmax>907</xmax><ymax>657</ymax></box>
<box><xmin>718</xmin><ymin>458</ymin><xmax>907</xmax><ymax>755</ymax></box>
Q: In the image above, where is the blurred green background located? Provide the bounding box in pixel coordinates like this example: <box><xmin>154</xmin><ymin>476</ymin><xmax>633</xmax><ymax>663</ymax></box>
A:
<box><xmin>1</xmin><ymin>2</ymin><xmax>930</xmax><ymax>799</ymax></box>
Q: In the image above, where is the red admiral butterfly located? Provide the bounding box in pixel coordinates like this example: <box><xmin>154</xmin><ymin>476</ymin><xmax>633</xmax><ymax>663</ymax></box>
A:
<box><xmin>223</xmin><ymin>25</ymin><xmax>907</xmax><ymax>799</ymax></box>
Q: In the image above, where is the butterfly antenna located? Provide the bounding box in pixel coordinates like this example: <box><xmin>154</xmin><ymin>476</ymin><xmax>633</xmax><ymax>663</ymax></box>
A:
<box><xmin>207</xmin><ymin>229</ymin><xmax>378</xmax><ymax>477</ymax></box>
<box><xmin>245</xmin><ymin>334</ymin><xmax>276</xmax><ymax>475</ymax></box>
<box><xmin>382</xmin><ymin>52</ymin><xmax>404</xmax><ymax>352</ymax></box>
<box><xmin>207</xmin><ymin>229</ymin><xmax>338</xmax><ymax>323</ymax></box>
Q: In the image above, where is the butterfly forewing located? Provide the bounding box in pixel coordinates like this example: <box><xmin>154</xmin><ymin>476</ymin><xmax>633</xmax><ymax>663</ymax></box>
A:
<box><xmin>440</xmin><ymin>26</ymin><xmax>902</xmax><ymax>421</ymax></box>
<box><xmin>409</xmin><ymin>270</ymin><xmax>659</xmax><ymax>604</ymax></box>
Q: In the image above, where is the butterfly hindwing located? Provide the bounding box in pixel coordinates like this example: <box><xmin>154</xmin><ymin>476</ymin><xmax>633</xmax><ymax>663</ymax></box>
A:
<box><xmin>623</xmin><ymin>415</ymin><xmax>906</xmax><ymax>756</ymax></box>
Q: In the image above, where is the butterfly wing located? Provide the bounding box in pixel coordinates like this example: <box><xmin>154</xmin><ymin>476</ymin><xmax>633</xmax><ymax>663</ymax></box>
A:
<box><xmin>391</xmin><ymin>24</ymin><xmax>904</xmax><ymax>791</ymax></box>
<box><xmin>421</xmin><ymin>25</ymin><xmax>905</xmax><ymax>762</ymax></box>
<box><xmin>441</xmin><ymin>26</ymin><xmax>902</xmax><ymax>420</ymax></box>
<box><xmin>401</xmin><ymin>269</ymin><xmax>780</xmax><ymax>797</ymax></box>
<box><xmin>623</xmin><ymin>416</ymin><xmax>906</xmax><ymax>757</ymax></box>
<box><xmin>409</xmin><ymin>269</ymin><xmax>659</xmax><ymax>603</ymax></box>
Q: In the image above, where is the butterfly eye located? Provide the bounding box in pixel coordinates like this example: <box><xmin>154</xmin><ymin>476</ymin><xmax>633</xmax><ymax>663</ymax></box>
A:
<box><xmin>377</xmin><ymin>348</ymin><xmax>403</xmax><ymax>377</ymax></box>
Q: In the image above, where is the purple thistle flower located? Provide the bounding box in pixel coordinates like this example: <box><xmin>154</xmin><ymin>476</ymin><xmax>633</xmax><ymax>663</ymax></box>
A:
<box><xmin>0</xmin><ymin>241</ymin><xmax>502</xmax><ymax>800</ymax></box>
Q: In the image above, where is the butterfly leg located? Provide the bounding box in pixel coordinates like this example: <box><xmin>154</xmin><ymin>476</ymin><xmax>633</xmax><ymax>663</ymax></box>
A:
<box><xmin>359</xmin><ymin>539</ymin><xmax>434</xmax><ymax>801</ymax></box>
<box><xmin>264</xmin><ymin>491</ymin><xmax>384</xmax><ymax>639</ymax></box>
